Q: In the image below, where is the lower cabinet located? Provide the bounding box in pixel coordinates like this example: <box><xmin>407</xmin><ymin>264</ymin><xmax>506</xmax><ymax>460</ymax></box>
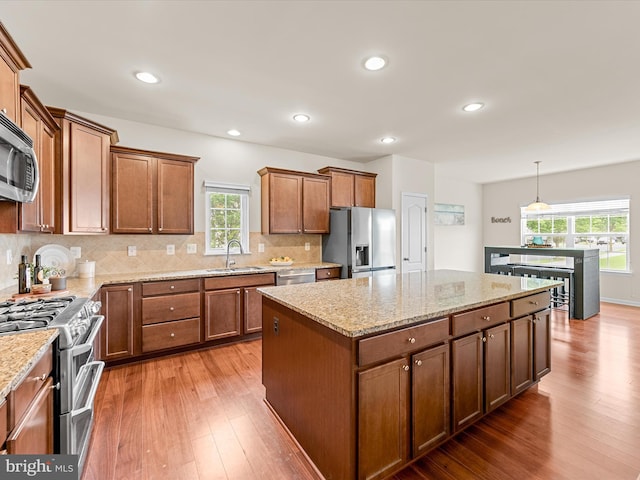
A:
<box><xmin>100</xmin><ymin>284</ymin><xmax>135</xmax><ymax>361</ymax></box>
<box><xmin>204</xmin><ymin>288</ymin><xmax>241</xmax><ymax>340</ymax></box>
<box><xmin>533</xmin><ymin>308</ymin><xmax>552</xmax><ymax>380</ymax></box>
<box><xmin>511</xmin><ymin>315</ymin><xmax>534</xmax><ymax>395</ymax></box>
<box><xmin>358</xmin><ymin>343</ymin><xmax>449</xmax><ymax>480</ymax></box>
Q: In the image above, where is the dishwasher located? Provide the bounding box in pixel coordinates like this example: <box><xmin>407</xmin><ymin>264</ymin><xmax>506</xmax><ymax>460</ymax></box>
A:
<box><xmin>276</xmin><ymin>268</ymin><xmax>316</xmax><ymax>285</ymax></box>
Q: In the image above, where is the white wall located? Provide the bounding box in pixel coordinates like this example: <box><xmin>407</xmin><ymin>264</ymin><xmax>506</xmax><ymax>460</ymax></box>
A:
<box><xmin>483</xmin><ymin>160</ymin><xmax>640</xmax><ymax>306</ymax></box>
<box><xmin>433</xmin><ymin>175</ymin><xmax>483</xmax><ymax>272</ymax></box>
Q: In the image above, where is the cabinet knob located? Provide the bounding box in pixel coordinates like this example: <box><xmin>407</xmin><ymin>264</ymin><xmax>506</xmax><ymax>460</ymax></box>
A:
<box><xmin>128</xmin><ymin>288</ymin><xmax>132</xmax><ymax>292</ymax></box>
<box><xmin>482</xmin><ymin>316</ymin><xmax>491</xmax><ymax>321</ymax></box>
<box><xmin>529</xmin><ymin>301</ymin><xmax>539</xmax><ymax>305</ymax></box>
<box><xmin>169</xmin><ymin>307</ymin><xmax>175</xmax><ymax>311</ymax></box>
<box><xmin>0</xmin><ymin>108</ymin><xmax>6</xmax><ymax>114</ymax></box>
<box><xmin>170</xmin><ymin>333</ymin><xmax>175</xmax><ymax>338</ymax></box>
<box><xmin>101</xmin><ymin>227</ymin><xmax>107</xmax><ymax>231</ymax></box>
<box><xmin>36</xmin><ymin>373</ymin><xmax>47</xmax><ymax>382</ymax></box>
<box><xmin>51</xmin><ymin>382</ymin><xmax>61</xmax><ymax>391</ymax></box>
<box><xmin>402</xmin><ymin>365</ymin><xmax>410</xmax><ymax>372</ymax></box>
<box><xmin>489</xmin><ymin>334</ymin><xmax>495</xmax><ymax>339</ymax></box>
<box><xmin>414</xmin><ymin>359</ymin><xmax>423</xmax><ymax>366</ymax></box>
<box><xmin>403</xmin><ymin>258</ymin><xmax>409</xmax><ymax>261</ymax></box>
<box><xmin>159</xmin><ymin>227</ymin><xmax>163</xmax><ymax>231</ymax></box>
<box><xmin>482</xmin><ymin>336</ymin><xmax>487</xmax><ymax>342</ymax></box>
<box><xmin>148</xmin><ymin>227</ymin><xmax>152</xmax><ymax>232</ymax></box>
<box><xmin>408</xmin><ymin>337</ymin><xmax>416</xmax><ymax>344</ymax></box>
<box><xmin>170</xmin><ymin>285</ymin><xmax>175</xmax><ymax>289</ymax></box>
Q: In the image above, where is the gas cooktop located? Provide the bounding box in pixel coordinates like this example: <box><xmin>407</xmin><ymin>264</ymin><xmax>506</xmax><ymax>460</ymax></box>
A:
<box><xmin>0</xmin><ymin>296</ymin><xmax>76</xmax><ymax>334</ymax></box>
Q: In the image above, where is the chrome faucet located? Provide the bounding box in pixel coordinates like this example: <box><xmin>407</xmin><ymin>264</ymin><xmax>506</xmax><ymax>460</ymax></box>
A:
<box><xmin>226</xmin><ymin>239</ymin><xmax>244</xmax><ymax>268</ymax></box>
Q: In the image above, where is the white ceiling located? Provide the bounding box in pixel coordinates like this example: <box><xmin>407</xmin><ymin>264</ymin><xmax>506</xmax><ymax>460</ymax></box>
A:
<box><xmin>3</xmin><ymin>0</ymin><xmax>640</xmax><ymax>184</ymax></box>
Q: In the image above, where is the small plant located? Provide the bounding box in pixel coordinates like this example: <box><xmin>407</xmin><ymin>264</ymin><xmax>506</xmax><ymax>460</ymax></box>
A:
<box><xmin>43</xmin><ymin>266</ymin><xmax>66</xmax><ymax>279</ymax></box>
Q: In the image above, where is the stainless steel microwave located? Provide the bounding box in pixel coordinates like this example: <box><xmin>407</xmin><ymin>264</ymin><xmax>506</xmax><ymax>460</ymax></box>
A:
<box><xmin>0</xmin><ymin>111</ymin><xmax>39</xmax><ymax>203</ymax></box>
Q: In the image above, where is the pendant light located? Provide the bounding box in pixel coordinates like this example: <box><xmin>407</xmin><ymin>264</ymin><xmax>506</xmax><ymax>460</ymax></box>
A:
<box><xmin>525</xmin><ymin>161</ymin><xmax>551</xmax><ymax>212</ymax></box>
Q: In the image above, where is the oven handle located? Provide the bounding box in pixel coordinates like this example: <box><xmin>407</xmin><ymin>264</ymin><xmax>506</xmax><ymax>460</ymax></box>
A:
<box><xmin>69</xmin><ymin>361</ymin><xmax>105</xmax><ymax>420</ymax></box>
<box><xmin>70</xmin><ymin>315</ymin><xmax>104</xmax><ymax>357</ymax></box>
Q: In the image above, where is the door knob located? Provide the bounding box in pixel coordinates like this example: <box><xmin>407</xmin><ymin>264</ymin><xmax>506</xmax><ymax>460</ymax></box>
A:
<box><xmin>403</xmin><ymin>257</ymin><xmax>409</xmax><ymax>261</ymax></box>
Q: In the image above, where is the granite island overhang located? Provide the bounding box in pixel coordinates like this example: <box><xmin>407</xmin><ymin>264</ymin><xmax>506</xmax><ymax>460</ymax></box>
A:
<box><xmin>258</xmin><ymin>269</ymin><xmax>562</xmax><ymax>480</ymax></box>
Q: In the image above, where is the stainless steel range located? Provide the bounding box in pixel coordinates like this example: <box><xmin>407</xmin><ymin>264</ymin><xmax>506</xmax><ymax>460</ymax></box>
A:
<box><xmin>0</xmin><ymin>296</ymin><xmax>104</xmax><ymax>474</ymax></box>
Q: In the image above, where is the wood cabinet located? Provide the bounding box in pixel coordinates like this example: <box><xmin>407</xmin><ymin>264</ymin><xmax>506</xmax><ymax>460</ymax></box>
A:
<box><xmin>0</xmin><ymin>24</ymin><xmax>30</xmax><ymax>124</ymax></box>
<box><xmin>48</xmin><ymin>107</ymin><xmax>118</xmax><ymax>234</ymax></box>
<box><xmin>316</xmin><ymin>266</ymin><xmax>341</xmax><ymax>281</ymax></box>
<box><xmin>111</xmin><ymin>146</ymin><xmax>199</xmax><ymax>234</ymax></box>
<box><xmin>484</xmin><ymin>322</ymin><xmax>511</xmax><ymax>413</ymax></box>
<box><xmin>533</xmin><ymin>308</ymin><xmax>552</xmax><ymax>380</ymax></box>
<box><xmin>318</xmin><ymin>166</ymin><xmax>377</xmax><ymax>208</ymax></box>
<box><xmin>510</xmin><ymin>315</ymin><xmax>534</xmax><ymax>395</ymax></box>
<box><xmin>141</xmin><ymin>279</ymin><xmax>201</xmax><ymax>353</ymax></box>
<box><xmin>204</xmin><ymin>273</ymin><xmax>275</xmax><ymax>340</ymax></box>
<box><xmin>100</xmin><ymin>284</ymin><xmax>135</xmax><ymax>361</ymax></box>
<box><xmin>6</xmin><ymin>345</ymin><xmax>53</xmax><ymax>454</ymax></box>
<box><xmin>258</xmin><ymin>167</ymin><xmax>330</xmax><ymax>234</ymax></box>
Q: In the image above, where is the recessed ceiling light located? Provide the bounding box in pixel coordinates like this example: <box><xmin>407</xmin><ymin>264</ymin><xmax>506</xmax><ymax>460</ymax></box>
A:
<box><xmin>293</xmin><ymin>113</ymin><xmax>310</xmax><ymax>123</ymax></box>
<box><xmin>462</xmin><ymin>102</ymin><xmax>484</xmax><ymax>112</ymax></box>
<box><xmin>380</xmin><ymin>136</ymin><xmax>396</xmax><ymax>144</ymax></box>
<box><xmin>227</xmin><ymin>129</ymin><xmax>241</xmax><ymax>137</ymax></box>
<box><xmin>364</xmin><ymin>56</ymin><xmax>387</xmax><ymax>71</ymax></box>
<box><xmin>135</xmin><ymin>71</ymin><xmax>160</xmax><ymax>84</ymax></box>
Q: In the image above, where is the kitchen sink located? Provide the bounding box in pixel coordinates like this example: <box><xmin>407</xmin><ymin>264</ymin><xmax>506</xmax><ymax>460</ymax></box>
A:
<box><xmin>206</xmin><ymin>266</ymin><xmax>266</xmax><ymax>274</ymax></box>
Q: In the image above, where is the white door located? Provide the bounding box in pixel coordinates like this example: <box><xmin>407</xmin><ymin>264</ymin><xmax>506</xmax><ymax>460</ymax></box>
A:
<box><xmin>401</xmin><ymin>193</ymin><xmax>427</xmax><ymax>273</ymax></box>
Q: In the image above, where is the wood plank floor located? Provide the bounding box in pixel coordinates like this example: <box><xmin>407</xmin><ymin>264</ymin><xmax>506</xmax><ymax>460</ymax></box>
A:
<box><xmin>83</xmin><ymin>302</ymin><xmax>640</xmax><ymax>480</ymax></box>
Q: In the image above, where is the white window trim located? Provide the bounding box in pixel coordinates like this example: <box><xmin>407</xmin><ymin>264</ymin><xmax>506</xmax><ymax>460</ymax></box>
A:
<box><xmin>204</xmin><ymin>181</ymin><xmax>250</xmax><ymax>256</ymax></box>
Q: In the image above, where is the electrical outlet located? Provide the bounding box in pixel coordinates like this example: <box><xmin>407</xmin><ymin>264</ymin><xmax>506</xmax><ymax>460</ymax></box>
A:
<box><xmin>304</xmin><ymin>242</ymin><xmax>310</xmax><ymax>251</ymax></box>
<box><xmin>70</xmin><ymin>246</ymin><xmax>81</xmax><ymax>259</ymax></box>
<box><xmin>6</xmin><ymin>249</ymin><xmax>12</xmax><ymax>265</ymax></box>
<box><xmin>166</xmin><ymin>244</ymin><xmax>175</xmax><ymax>255</ymax></box>
<box><xmin>258</xmin><ymin>243</ymin><xmax>265</xmax><ymax>253</ymax></box>
<box><xmin>127</xmin><ymin>246</ymin><xmax>137</xmax><ymax>257</ymax></box>
<box><xmin>187</xmin><ymin>243</ymin><xmax>197</xmax><ymax>254</ymax></box>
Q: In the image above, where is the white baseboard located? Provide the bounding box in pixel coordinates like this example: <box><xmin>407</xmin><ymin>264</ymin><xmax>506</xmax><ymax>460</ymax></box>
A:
<box><xmin>600</xmin><ymin>298</ymin><xmax>640</xmax><ymax>308</ymax></box>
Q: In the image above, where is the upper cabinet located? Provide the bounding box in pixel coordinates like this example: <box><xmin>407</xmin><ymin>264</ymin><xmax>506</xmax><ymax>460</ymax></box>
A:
<box><xmin>111</xmin><ymin>146</ymin><xmax>199</xmax><ymax>234</ymax></box>
<box><xmin>0</xmin><ymin>23</ymin><xmax>31</xmax><ymax>124</ymax></box>
<box><xmin>48</xmin><ymin>107</ymin><xmax>119</xmax><ymax>234</ymax></box>
<box><xmin>258</xmin><ymin>167</ymin><xmax>330</xmax><ymax>234</ymax></box>
<box><xmin>18</xmin><ymin>86</ymin><xmax>59</xmax><ymax>233</ymax></box>
<box><xmin>317</xmin><ymin>166</ymin><xmax>377</xmax><ymax>208</ymax></box>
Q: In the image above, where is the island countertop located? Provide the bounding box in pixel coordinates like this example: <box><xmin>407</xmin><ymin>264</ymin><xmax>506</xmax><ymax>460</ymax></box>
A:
<box><xmin>258</xmin><ymin>269</ymin><xmax>562</xmax><ymax>338</ymax></box>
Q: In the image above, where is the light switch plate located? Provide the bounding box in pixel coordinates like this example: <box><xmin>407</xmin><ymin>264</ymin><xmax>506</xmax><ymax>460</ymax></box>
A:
<box><xmin>127</xmin><ymin>246</ymin><xmax>137</xmax><ymax>257</ymax></box>
<box><xmin>187</xmin><ymin>243</ymin><xmax>197</xmax><ymax>254</ymax></box>
<box><xmin>258</xmin><ymin>243</ymin><xmax>265</xmax><ymax>253</ymax></box>
<box><xmin>304</xmin><ymin>242</ymin><xmax>310</xmax><ymax>251</ymax></box>
<box><xmin>166</xmin><ymin>244</ymin><xmax>175</xmax><ymax>255</ymax></box>
<box><xmin>70</xmin><ymin>246</ymin><xmax>81</xmax><ymax>259</ymax></box>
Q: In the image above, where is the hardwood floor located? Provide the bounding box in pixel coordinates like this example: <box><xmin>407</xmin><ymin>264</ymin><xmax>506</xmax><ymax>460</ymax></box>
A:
<box><xmin>83</xmin><ymin>302</ymin><xmax>640</xmax><ymax>480</ymax></box>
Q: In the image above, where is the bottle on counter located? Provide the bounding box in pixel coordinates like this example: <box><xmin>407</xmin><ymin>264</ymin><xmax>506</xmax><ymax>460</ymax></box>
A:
<box><xmin>18</xmin><ymin>255</ymin><xmax>31</xmax><ymax>294</ymax></box>
<box><xmin>33</xmin><ymin>254</ymin><xmax>43</xmax><ymax>285</ymax></box>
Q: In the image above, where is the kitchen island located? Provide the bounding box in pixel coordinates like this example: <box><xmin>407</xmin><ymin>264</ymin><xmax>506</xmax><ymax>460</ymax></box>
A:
<box><xmin>259</xmin><ymin>270</ymin><xmax>561</xmax><ymax>480</ymax></box>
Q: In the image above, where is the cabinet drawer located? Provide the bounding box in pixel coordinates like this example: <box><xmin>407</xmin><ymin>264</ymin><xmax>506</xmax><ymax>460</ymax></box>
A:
<box><xmin>511</xmin><ymin>291</ymin><xmax>551</xmax><ymax>318</ymax></box>
<box><xmin>142</xmin><ymin>278</ymin><xmax>200</xmax><ymax>296</ymax></box>
<box><xmin>316</xmin><ymin>267</ymin><xmax>341</xmax><ymax>281</ymax></box>
<box><xmin>10</xmin><ymin>344</ymin><xmax>52</xmax><ymax>430</ymax></box>
<box><xmin>142</xmin><ymin>292</ymin><xmax>200</xmax><ymax>325</ymax></box>
<box><xmin>451</xmin><ymin>302</ymin><xmax>509</xmax><ymax>337</ymax></box>
<box><xmin>358</xmin><ymin>318</ymin><xmax>449</xmax><ymax>366</ymax></box>
<box><xmin>142</xmin><ymin>318</ymin><xmax>200</xmax><ymax>353</ymax></box>
<box><xmin>204</xmin><ymin>273</ymin><xmax>275</xmax><ymax>290</ymax></box>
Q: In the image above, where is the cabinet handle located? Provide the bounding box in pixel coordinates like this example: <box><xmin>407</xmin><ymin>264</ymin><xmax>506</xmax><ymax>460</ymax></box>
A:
<box><xmin>170</xmin><ymin>333</ymin><xmax>175</xmax><ymax>338</ymax></box>
<box><xmin>482</xmin><ymin>316</ymin><xmax>491</xmax><ymax>321</ymax></box>
<box><xmin>402</xmin><ymin>365</ymin><xmax>410</xmax><ymax>372</ymax></box>
<box><xmin>529</xmin><ymin>301</ymin><xmax>539</xmax><ymax>305</ymax></box>
<box><xmin>414</xmin><ymin>359</ymin><xmax>423</xmax><ymax>366</ymax></box>
<box><xmin>482</xmin><ymin>336</ymin><xmax>487</xmax><ymax>342</ymax></box>
<box><xmin>51</xmin><ymin>382</ymin><xmax>61</xmax><ymax>391</ymax></box>
<box><xmin>34</xmin><ymin>373</ymin><xmax>47</xmax><ymax>382</ymax></box>
<box><xmin>408</xmin><ymin>337</ymin><xmax>416</xmax><ymax>344</ymax></box>
<box><xmin>1</xmin><ymin>108</ymin><xmax>6</xmax><ymax>114</ymax></box>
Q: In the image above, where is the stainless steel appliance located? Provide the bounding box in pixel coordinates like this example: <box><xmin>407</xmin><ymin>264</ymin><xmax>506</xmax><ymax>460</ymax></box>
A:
<box><xmin>275</xmin><ymin>268</ymin><xmax>316</xmax><ymax>285</ymax></box>
<box><xmin>0</xmin><ymin>296</ymin><xmax>104</xmax><ymax>475</ymax></box>
<box><xmin>0</xmin><ymin>111</ymin><xmax>39</xmax><ymax>202</ymax></box>
<box><xmin>322</xmin><ymin>207</ymin><xmax>396</xmax><ymax>278</ymax></box>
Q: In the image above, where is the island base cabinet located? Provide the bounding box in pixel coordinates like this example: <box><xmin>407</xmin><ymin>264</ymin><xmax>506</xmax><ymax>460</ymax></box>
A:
<box><xmin>452</xmin><ymin>333</ymin><xmax>483</xmax><ymax>432</ymax></box>
<box><xmin>511</xmin><ymin>316</ymin><xmax>534</xmax><ymax>396</ymax></box>
<box><xmin>7</xmin><ymin>377</ymin><xmax>54</xmax><ymax>454</ymax></box>
<box><xmin>358</xmin><ymin>358</ymin><xmax>409</xmax><ymax>480</ymax></box>
<box><xmin>534</xmin><ymin>308</ymin><xmax>552</xmax><ymax>380</ymax></box>
<box><xmin>484</xmin><ymin>323</ymin><xmax>511</xmax><ymax>413</ymax></box>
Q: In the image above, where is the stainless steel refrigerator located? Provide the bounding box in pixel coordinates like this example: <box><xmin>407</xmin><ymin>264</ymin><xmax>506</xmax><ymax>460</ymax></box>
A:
<box><xmin>322</xmin><ymin>207</ymin><xmax>396</xmax><ymax>278</ymax></box>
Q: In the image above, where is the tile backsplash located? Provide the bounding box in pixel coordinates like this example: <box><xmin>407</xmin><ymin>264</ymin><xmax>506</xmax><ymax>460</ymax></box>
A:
<box><xmin>0</xmin><ymin>232</ymin><xmax>321</xmax><ymax>290</ymax></box>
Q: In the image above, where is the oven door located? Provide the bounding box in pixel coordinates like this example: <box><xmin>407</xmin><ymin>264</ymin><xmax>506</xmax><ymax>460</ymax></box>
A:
<box><xmin>59</xmin><ymin>360</ymin><xmax>104</xmax><ymax>471</ymax></box>
<box><xmin>59</xmin><ymin>315</ymin><xmax>104</xmax><ymax>414</ymax></box>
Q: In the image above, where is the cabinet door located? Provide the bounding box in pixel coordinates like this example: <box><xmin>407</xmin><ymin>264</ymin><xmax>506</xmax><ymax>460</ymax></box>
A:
<box><xmin>244</xmin><ymin>286</ymin><xmax>264</xmax><ymax>334</ymax></box>
<box><xmin>511</xmin><ymin>316</ymin><xmax>533</xmax><ymax>396</ymax></box>
<box><xmin>39</xmin><ymin>122</ymin><xmax>56</xmax><ymax>233</ymax></box>
<box><xmin>0</xmin><ymin>54</ymin><xmax>19</xmax><ymax>124</ymax></box>
<box><xmin>100</xmin><ymin>284</ymin><xmax>135</xmax><ymax>360</ymax></box>
<box><xmin>330</xmin><ymin>171</ymin><xmax>354</xmax><ymax>207</ymax></box>
<box><xmin>69</xmin><ymin>122</ymin><xmax>110</xmax><ymax>233</ymax></box>
<box><xmin>205</xmin><ymin>288</ymin><xmax>241</xmax><ymax>340</ymax></box>
<box><xmin>111</xmin><ymin>152</ymin><xmax>153</xmax><ymax>233</ymax></box>
<box><xmin>533</xmin><ymin>308</ymin><xmax>552</xmax><ymax>380</ymax></box>
<box><xmin>268</xmin><ymin>173</ymin><xmax>302</xmax><ymax>233</ymax></box>
<box><xmin>354</xmin><ymin>174</ymin><xmax>376</xmax><ymax>208</ymax></box>
<box><xmin>484</xmin><ymin>322</ymin><xmax>511</xmax><ymax>412</ymax></box>
<box><xmin>7</xmin><ymin>377</ymin><xmax>53</xmax><ymax>454</ymax></box>
<box><xmin>157</xmin><ymin>158</ymin><xmax>194</xmax><ymax>234</ymax></box>
<box><xmin>17</xmin><ymin>99</ymin><xmax>41</xmax><ymax>231</ymax></box>
<box><xmin>412</xmin><ymin>343</ymin><xmax>449</xmax><ymax>457</ymax></box>
<box><xmin>451</xmin><ymin>332</ymin><xmax>483</xmax><ymax>432</ymax></box>
<box><xmin>302</xmin><ymin>176</ymin><xmax>330</xmax><ymax>234</ymax></box>
<box><xmin>358</xmin><ymin>357</ymin><xmax>409</xmax><ymax>480</ymax></box>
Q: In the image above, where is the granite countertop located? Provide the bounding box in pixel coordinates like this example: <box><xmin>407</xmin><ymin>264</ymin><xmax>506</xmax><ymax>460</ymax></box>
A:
<box><xmin>258</xmin><ymin>269</ymin><xmax>562</xmax><ymax>338</ymax></box>
<box><xmin>0</xmin><ymin>329</ymin><xmax>58</xmax><ymax>403</ymax></box>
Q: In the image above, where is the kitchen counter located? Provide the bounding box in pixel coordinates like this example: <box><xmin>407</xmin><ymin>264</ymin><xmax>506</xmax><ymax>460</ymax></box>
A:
<box><xmin>259</xmin><ymin>269</ymin><xmax>561</xmax><ymax>337</ymax></box>
<box><xmin>0</xmin><ymin>329</ymin><xmax>58</xmax><ymax>402</ymax></box>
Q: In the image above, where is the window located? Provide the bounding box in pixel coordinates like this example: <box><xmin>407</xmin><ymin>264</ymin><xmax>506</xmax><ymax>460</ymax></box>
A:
<box><xmin>204</xmin><ymin>181</ymin><xmax>250</xmax><ymax>255</ymax></box>
<box><xmin>521</xmin><ymin>198</ymin><xmax>630</xmax><ymax>272</ymax></box>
